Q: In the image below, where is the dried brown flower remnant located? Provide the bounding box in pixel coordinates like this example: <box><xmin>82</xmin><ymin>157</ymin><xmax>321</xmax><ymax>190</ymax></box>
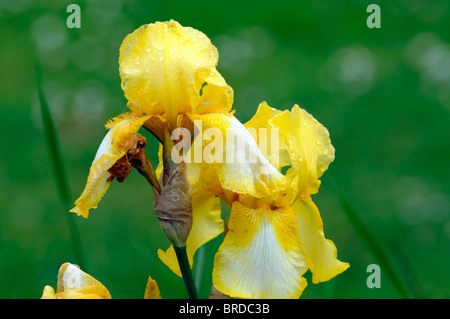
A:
<box><xmin>107</xmin><ymin>137</ymin><xmax>146</xmax><ymax>183</ymax></box>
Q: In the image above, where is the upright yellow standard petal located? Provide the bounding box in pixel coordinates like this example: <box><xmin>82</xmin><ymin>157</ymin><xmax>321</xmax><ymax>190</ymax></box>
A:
<box><xmin>292</xmin><ymin>197</ymin><xmax>349</xmax><ymax>283</ymax></box>
<box><xmin>213</xmin><ymin>202</ymin><xmax>308</xmax><ymax>299</ymax></box>
<box><xmin>41</xmin><ymin>262</ymin><xmax>111</xmax><ymax>299</ymax></box>
<box><xmin>158</xmin><ymin>192</ymin><xmax>224</xmax><ymax>276</ymax></box>
<box><xmin>270</xmin><ymin>104</ymin><xmax>335</xmax><ymax>196</ymax></box>
<box><xmin>244</xmin><ymin>101</ymin><xmax>291</xmax><ymax>171</ymax></box>
<box><xmin>119</xmin><ymin>20</ymin><xmax>233</xmax><ymax>129</ymax></box>
<box><xmin>70</xmin><ymin>114</ymin><xmax>150</xmax><ymax>218</ymax></box>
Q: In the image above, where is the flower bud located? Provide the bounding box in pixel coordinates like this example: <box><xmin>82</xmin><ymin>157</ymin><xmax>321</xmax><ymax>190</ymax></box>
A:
<box><xmin>153</xmin><ymin>161</ymin><xmax>192</xmax><ymax>247</ymax></box>
<box><xmin>153</xmin><ymin>129</ymin><xmax>193</xmax><ymax>248</ymax></box>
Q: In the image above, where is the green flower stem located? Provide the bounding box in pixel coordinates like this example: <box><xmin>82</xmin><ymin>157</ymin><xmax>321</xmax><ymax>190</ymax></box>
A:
<box><xmin>174</xmin><ymin>245</ymin><xmax>199</xmax><ymax>299</ymax></box>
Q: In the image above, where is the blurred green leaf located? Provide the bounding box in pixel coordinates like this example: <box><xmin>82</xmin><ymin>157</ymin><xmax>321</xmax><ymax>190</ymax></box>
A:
<box><xmin>329</xmin><ymin>174</ymin><xmax>415</xmax><ymax>299</ymax></box>
<box><xmin>35</xmin><ymin>61</ymin><xmax>86</xmax><ymax>270</ymax></box>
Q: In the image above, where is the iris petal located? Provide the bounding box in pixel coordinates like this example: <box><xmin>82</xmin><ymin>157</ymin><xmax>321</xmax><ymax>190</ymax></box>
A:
<box><xmin>144</xmin><ymin>276</ymin><xmax>162</xmax><ymax>299</ymax></box>
<box><xmin>188</xmin><ymin>112</ymin><xmax>286</xmax><ymax>199</ymax></box>
<box><xmin>271</xmin><ymin>104</ymin><xmax>335</xmax><ymax>197</ymax></box>
<box><xmin>292</xmin><ymin>197</ymin><xmax>349</xmax><ymax>283</ymax></box>
<box><xmin>119</xmin><ymin>20</ymin><xmax>232</xmax><ymax>129</ymax></box>
<box><xmin>41</xmin><ymin>262</ymin><xmax>111</xmax><ymax>299</ymax></box>
<box><xmin>70</xmin><ymin>114</ymin><xmax>150</xmax><ymax>218</ymax></box>
<box><xmin>213</xmin><ymin>202</ymin><xmax>308</xmax><ymax>299</ymax></box>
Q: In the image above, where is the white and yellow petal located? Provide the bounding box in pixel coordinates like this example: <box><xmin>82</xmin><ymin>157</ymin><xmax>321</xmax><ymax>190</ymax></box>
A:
<box><xmin>119</xmin><ymin>20</ymin><xmax>233</xmax><ymax>130</ymax></box>
<box><xmin>292</xmin><ymin>197</ymin><xmax>349</xmax><ymax>283</ymax></box>
<box><xmin>213</xmin><ymin>201</ymin><xmax>308</xmax><ymax>299</ymax></box>
<box><xmin>41</xmin><ymin>262</ymin><xmax>111</xmax><ymax>299</ymax></box>
<box><xmin>70</xmin><ymin>114</ymin><xmax>150</xmax><ymax>218</ymax></box>
<box><xmin>158</xmin><ymin>191</ymin><xmax>224</xmax><ymax>276</ymax></box>
<box><xmin>188</xmin><ymin>112</ymin><xmax>286</xmax><ymax>199</ymax></box>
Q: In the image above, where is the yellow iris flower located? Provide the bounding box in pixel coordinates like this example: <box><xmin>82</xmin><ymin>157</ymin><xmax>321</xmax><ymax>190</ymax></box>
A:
<box><xmin>41</xmin><ymin>262</ymin><xmax>111</xmax><ymax>299</ymax></box>
<box><xmin>215</xmin><ymin>102</ymin><xmax>349</xmax><ymax>299</ymax></box>
<box><xmin>41</xmin><ymin>262</ymin><xmax>161</xmax><ymax>299</ymax></box>
<box><xmin>71</xmin><ymin>20</ymin><xmax>283</xmax><ymax>219</ymax></box>
<box><xmin>159</xmin><ymin>102</ymin><xmax>349</xmax><ymax>299</ymax></box>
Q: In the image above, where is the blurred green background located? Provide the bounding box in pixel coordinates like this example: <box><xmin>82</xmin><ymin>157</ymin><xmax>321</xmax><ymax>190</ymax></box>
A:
<box><xmin>0</xmin><ymin>0</ymin><xmax>449</xmax><ymax>299</ymax></box>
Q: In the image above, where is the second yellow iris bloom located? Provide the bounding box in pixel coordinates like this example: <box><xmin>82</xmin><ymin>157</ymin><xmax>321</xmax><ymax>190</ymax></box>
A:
<box><xmin>159</xmin><ymin>102</ymin><xmax>349</xmax><ymax>298</ymax></box>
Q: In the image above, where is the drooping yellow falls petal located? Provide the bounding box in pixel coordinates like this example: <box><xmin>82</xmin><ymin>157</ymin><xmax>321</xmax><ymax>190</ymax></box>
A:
<box><xmin>158</xmin><ymin>191</ymin><xmax>224</xmax><ymax>276</ymax></box>
<box><xmin>119</xmin><ymin>20</ymin><xmax>233</xmax><ymax>130</ymax></box>
<box><xmin>70</xmin><ymin>114</ymin><xmax>150</xmax><ymax>218</ymax></box>
<box><xmin>41</xmin><ymin>262</ymin><xmax>111</xmax><ymax>299</ymax></box>
<box><xmin>213</xmin><ymin>201</ymin><xmax>308</xmax><ymax>299</ymax></box>
<box><xmin>292</xmin><ymin>197</ymin><xmax>349</xmax><ymax>283</ymax></box>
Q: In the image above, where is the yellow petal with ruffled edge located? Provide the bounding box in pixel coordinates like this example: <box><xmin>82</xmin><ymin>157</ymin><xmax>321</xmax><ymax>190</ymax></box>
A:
<box><xmin>144</xmin><ymin>276</ymin><xmax>162</xmax><ymax>299</ymax></box>
<box><xmin>213</xmin><ymin>201</ymin><xmax>308</xmax><ymax>299</ymax></box>
<box><xmin>70</xmin><ymin>114</ymin><xmax>150</xmax><ymax>218</ymax></box>
<box><xmin>188</xmin><ymin>112</ymin><xmax>286</xmax><ymax>199</ymax></box>
<box><xmin>244</xmin><ymin>101</ymin><xmax>291</xmax><ymax>171</ymax></box>
<box><xmin>292</xmin><ymin>197</ymin><xmax>349</xmax><ymax>283</ymax></box>
<box><xmin>41</xmin><ymin>262</ymin><xmax>111</xmax><ymax>299</ymax></box>
<box><xmin>119</xmin><ymin>20</ymin><xmax>233</xmax><ymax>130</ymax></box>
<box><xmin>269</xmin><ymin>104</ymin><xmax>335</xmax><ymax>197</ymax></box>
<box><xmin>158</xmin><ymin>191</ymin><xmax>224</xmax><ymax>276</ymax></box>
